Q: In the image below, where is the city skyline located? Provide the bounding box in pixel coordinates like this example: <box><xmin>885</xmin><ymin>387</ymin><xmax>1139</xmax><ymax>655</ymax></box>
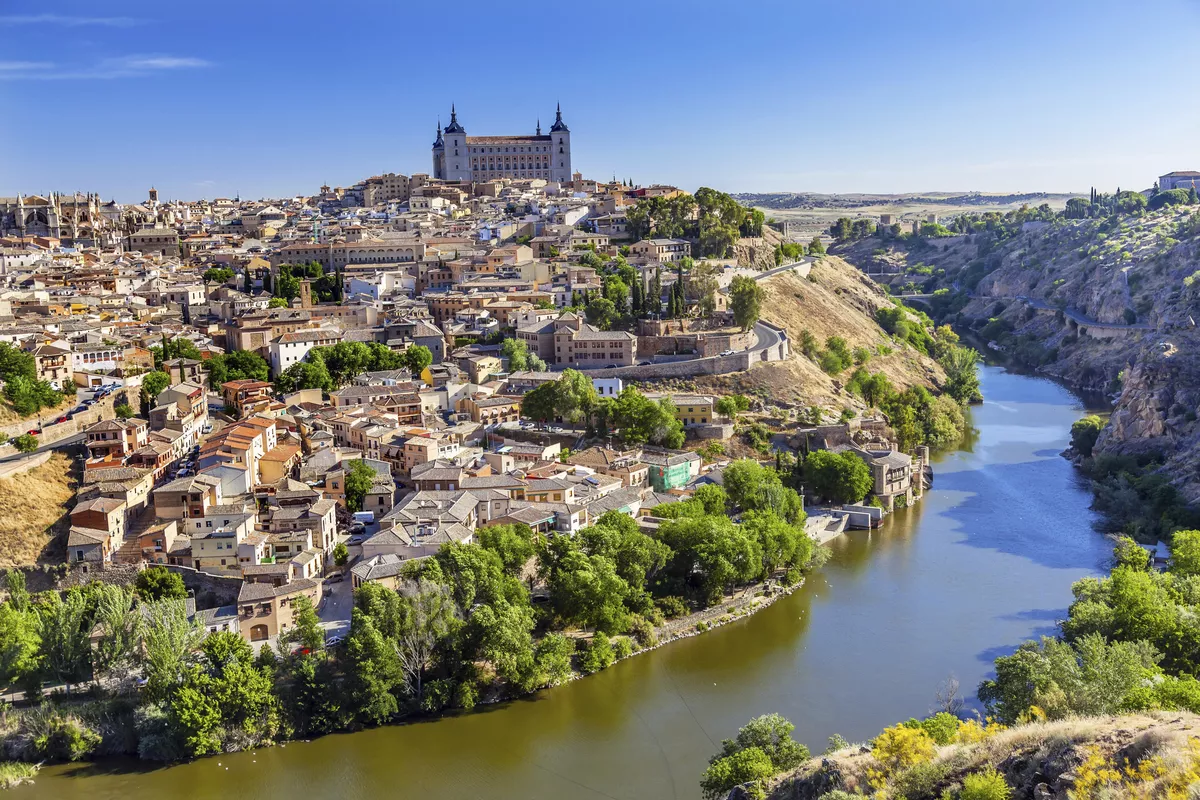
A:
<box><xmin>1</xmin><ymin>0</ymin><xmax>1199</xmax><ymax>201</ymax></box>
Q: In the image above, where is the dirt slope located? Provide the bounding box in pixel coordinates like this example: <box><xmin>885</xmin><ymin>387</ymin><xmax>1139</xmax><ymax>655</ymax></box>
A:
<box><xmin>691</xmin><ymin>256</ymin><xmax>945</xmax><ymax>410</ymax></box>
<box><xmin>0</xmin><ymin>453</ymin><xmax>77</xmax><ymax>567</ymax></box>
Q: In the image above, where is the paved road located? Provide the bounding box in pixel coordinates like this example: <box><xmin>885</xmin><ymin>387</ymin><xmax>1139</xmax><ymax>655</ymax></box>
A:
<box><xmin>897</xmin><ymin>289</ymin><xmax>1153</xmax><ymax>332</ymax></box>
<box><xmin>0</xmin><ymin>432</ymin><xmax>84</xmax><ymax>465</ymax></box>
<box><xmin>318</xmin><ymin>577</ymin><xmax>353</xmax><ymax>639</ymax></box>
<box><xmin>1013</xmin><ymin>294</ymin><xmax>1153</xmax><ymax>331</ymax></box>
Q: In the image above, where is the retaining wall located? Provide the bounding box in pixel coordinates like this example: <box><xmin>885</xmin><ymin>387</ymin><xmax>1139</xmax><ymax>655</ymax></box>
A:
<box><xmin>163</xmin><ymin>563</ymin><xmax>244</xmax><ymax>608</ymax></box>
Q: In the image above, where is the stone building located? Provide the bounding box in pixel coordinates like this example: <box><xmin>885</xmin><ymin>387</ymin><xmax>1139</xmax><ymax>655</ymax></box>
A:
<box><xmin>432</xmin><ymin>104</ymin><xmax>572</xmax><ymax>184</ymax></box>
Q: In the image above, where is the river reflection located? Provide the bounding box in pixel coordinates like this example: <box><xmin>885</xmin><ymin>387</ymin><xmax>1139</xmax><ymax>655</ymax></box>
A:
<box><xmin>17</xmin><ymin>367</ymin><xmax>1111</xmax><ymax>800</ymax></box>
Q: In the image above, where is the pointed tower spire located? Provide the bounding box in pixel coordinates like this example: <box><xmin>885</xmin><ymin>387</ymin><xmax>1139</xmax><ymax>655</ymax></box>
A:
<box><xmin>444</xmin><ymin>103</ymin><xmax>465</xmax><ymax>134</ymax></box>
<box><xmin>550</xmin><ymin>102</ymin><xmax>569</xmax><ymax>133</ymax></box>
<box><xmin>536</xmin><ymin>118</ymin><xmax>542</xmax><ymax>136</ymax></box>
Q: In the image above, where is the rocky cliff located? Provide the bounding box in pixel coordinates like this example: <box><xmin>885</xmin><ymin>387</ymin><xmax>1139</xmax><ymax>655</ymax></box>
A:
<box><xmin>735</xmin><ymin>225</ymin><xmax>786</xmax><ymax>270</ymax></box>
<box><xmin>834</xmin><ymin>207</ymin><xmax>1200</xmax><ymax>502</ymax></box>
<box><xmin>752</xmin><ymin>712</ymin><xmax>1200</xmax><ymax>800</ymax></box>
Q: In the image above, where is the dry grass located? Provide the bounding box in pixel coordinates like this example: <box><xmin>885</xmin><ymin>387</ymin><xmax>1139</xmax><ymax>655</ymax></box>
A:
<box><xmin>0</xmin><ymin>453</ymin><xmax>77</xmax><ymax>567</ymax></box>
<box><xmin>693</xmin><ymin>257</ymin><xmax>944</xmax><ymax>409</ymax></box>
<box><xmin>0</xmin><ymin>392</ymin><xmax>75</xmax><ymax>427</ymax></box>
<box><xmin>0</xmin><ymin>761</ymin><xmax>39</xmax><ymax>789</ymax></box>
<box><xmin>766</xmin><ymin>713</ymin><xmax>1200</xmax><ymax>800</ymax></box>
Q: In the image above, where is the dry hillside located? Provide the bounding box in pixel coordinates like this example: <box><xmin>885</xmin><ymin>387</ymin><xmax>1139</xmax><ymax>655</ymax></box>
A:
<box><xmin>755</xmin><ymin>712</ymin><xmax>1200</xmax><ymax>800</ymax></box>
<box><xmin>0</xmin><ymin>453</ymin><xmax>77</xmax><ymax>567</ymax></box>
<box><xmin>692</xmin><ymin>256</ymin><xmax>945</xmax><ymax>410</ymax></box>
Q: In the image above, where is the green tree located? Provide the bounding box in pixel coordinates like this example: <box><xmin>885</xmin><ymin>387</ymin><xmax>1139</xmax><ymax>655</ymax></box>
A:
<box><xmin>404</xmin><ymin>345</ymin><xmax>433</xmax><ymax>376</ymax></box>
<box><xmin>656</xmin><ymin>515</ymin><xmax>762</xmax><ymax>605</ymax></box>
<box><xmin>136</xmin><ymin>565</ymin><xmax>188</xmax><ymax>601</ymax></box>
<box><xmin>501</xmin><ymin>338</ymin><xmax>532</xmax><ymax>372</ymax></box>
<box><xmin>354</xmin><ymin>581</ymin><xmax>408</xmax><ymax>642</ymax></box>
<box><xmin>435</xmin><ymin>542</ymin><xmax>526</xmax><ymax>611</ymax></box>
<box><xmin>521</xmin><ymin>381</ymin><xmax>559</xmax><ymax>423</ymax></box>
<box><xmin>578</xmin><ymin>631</ymin><xmax>615</xmax><ymax>673</ymax></box>
<box><xmin>280</xmin><ymin>594</ymin><xmax>325</xmax><ymax>653</ymax></box>
<box><xmin>729</xmin><ymin>274</ymin><xmax>765</xmax><ymax>332</ymax></box>
<box><xmin>275</xmin><ymin>355</ymin><xmax>332</xmax><ymax>394</ymax></box>
<box><xmin>693</xmin><ymin>484</ymin><xmax>729</xmax><ymax>515</ymax></box>
<box><xmin>940</xmin><ymin>345</ymin><xmax>982</xmax><ymax>404</ymax></box>
<box><xmin>343</xmin><ymin>609</ymin><xmax>403</xmax><ymax>724</ymax></box>
<box><xmin>1112</xmin><ymin>535</ymin><xmax>1150</xmax><ymax>571</ymax></box>
<box><xmin>114</xmin><ymin>402</ymin><xmax>135</xmax><ymax>419</ymax></box>
<box><xmin>141</xmin><ymin>597</ymin><xmax>206</xmax><ymax>700</ymax></box>
<box><xmin>715</xmin><ymin>394</ymin><xmax>750</xmax><ymax>422</ymax></box>
<box><xmin>585</xmin><ymin>297</ymin><xmax>618</xmax><ymax>330</ymax></box>
<box><xmin>722</xmin><ymin>459</ymin><xmax>803</xmax><ymax>521</ymax></box>
<box><xmin>579</xmin><ymin>511</ymin><xmax>672</xmax><ymax>590</ymax></box>
<box><xmin>344</xmin><ymin>459</ymin><xmax>378</xmax><ymax>513</ymax></box>
<box><xmin>140</xmin><ymin>370</ymin><xmax>171</xmax><ymax>403</ymax></box>
<box><xmin>0</xmin><ymin>601</ymin><xmax>40</xmax><ymax>687</ymax></box>
<box><xmin>470</xmin><ymin>599</ymin><xmax>538</xmax><ymax>689</ymax></box>
<box><xmin>395</xmin><ymin>580</ymin><xmax>459</xmax><ymax>702</ymax></box>
<box><xmin>613</xmin><ymin>386</ymin><xmax>684</xmax><ymax>448</ymax></box>
<box><xmin>537</xmin><ymin>534</ymin><xmax>632</xmax><ymax>632</ymax></box>
<box><xmin>90</xmin><ymin>584</ymin><xmax>141</xmax><ymax>682</ymax></box>
<box><xmin>803</xmin><ymin>450</ymin><xmax>873</xmax><ymax>505</ymax></box>
<box><xmin>202</xmin><ymin>267</ymin><xmax>234</xmax><ymax>284</ymax></box>
<box><xmin>700</xmin><ymin>713</ymin><xmax>809</xmax><ymax>800</ymax></box>
<box><xmin>978</xmin><ymin>633</ymin><xmax>1161</xmax><ymax>723</ymax></box>
<box><xmin>555</xmin><ymin>369</ymin><xmax>599</xmax><ymax>425</ymax></box>
<box><xmin>34</xmin><ymin>589</ymin><xmax>92</xmax><ymax>693</ymax></box>
<box><xmin>206</xmin><ymin>350</ymin><xmax>269</xmax><ymax>388</ymax></box>
<box><xmin>12</xmin><ymin>433</ymin><xmax>38</xmax><ymax>453</ymax></box>
<box><xmin>476</xmin><ymin>523</ymin><xmax>536</xmax><ymax>575</ymax></box>
<box><xmin>334</xmin><ymin>541</ymin><xmax>349</xmax><ymax>566</ymax></box>
<box><xmin>1170</xmin><ymin>530</ymin><xmax>1200</xmax><ymax>577</ymax></box>
<box><xmin>5</xmin><ymin>569</ymin><xmax>29</xmax><ymax>611</ymax></box>
<box><xmin>534</xmin><ymin>632</ymin><xmax>575</xmax><ymax>686</ymax></box>
<box><xmin>1071</xmin><ymin>415</ymin><xmax>1105</xmax><ymax>458</ymax></box>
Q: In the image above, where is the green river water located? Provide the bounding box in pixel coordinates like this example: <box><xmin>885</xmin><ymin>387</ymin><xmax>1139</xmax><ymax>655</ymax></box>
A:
<box><xmin>14</xmin><ymin>365</ymin><xmax>1111</xmax><ymax>800</ymax></box>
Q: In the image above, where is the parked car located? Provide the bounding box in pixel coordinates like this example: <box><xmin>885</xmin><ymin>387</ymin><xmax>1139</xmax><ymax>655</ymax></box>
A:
<box><xmin>324</xmin><ymin>574</ymin><xmax>345</xmax><ymax>585</ymax></box>
<box><xmin>638</xmin><ymin>360</ymin><xmax>652</xmax><ymax>366</ymax></box>
<box><xmin>348</xmin><ymin>522</ymin><xmax>365</xmax><ymax>534</ymax></box>
<box><xmin>26</xmin><ymin>429</ymin><xmax>39</xmax><ymax>436</ymax></box>
<box><xmin>176</xmin><ymin>468</ymin><xmax>193</xmax><ymax>477</ymax></box>
<box><xmin>324</xmin><ymin>635</ymin><xmax>344</xmax><ymax>647</ymax></box>
<box><xmin>54</xmin><ymin>415</ymin><xmax>68</xmax><ymax>424</ymax></box>
<box><xmin>70</xmin><ymin>406</ymin><xmax>87</xmax><ymax>415</ymax></box>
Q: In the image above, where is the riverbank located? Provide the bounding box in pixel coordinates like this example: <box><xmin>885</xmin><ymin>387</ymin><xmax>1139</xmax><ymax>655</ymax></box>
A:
<box><xmin>0</xmin><ymin>763</ymin><xmax>38</xmax><ymax>791</ymax></box>
<box><xmin>10</xmin><ymin>366</ymin><xmax>1111</xmax><ymax>800</ymax></box>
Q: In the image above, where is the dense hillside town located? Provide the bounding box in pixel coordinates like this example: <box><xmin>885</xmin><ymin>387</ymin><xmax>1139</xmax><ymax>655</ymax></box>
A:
<box><xmin>0</xmin><ymin>108</ymin><xmax>972</xmax><ymax>778</ymax></box>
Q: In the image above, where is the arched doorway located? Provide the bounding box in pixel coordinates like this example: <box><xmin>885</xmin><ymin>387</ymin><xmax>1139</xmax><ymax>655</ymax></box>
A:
<box><xmin>250</xmin><ymin>624</ymin><xmax>269</xmax><ymax>642</ymax></box>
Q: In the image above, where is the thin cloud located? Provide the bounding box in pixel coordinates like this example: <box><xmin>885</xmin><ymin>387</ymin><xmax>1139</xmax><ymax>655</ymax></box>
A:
<box><xmin>0</xmin><ymin>61</ymin><xmax>54</xmax><ymax>71</ymax></box>
<box><xmin>0</xmin><ymin>14</ymin><xmax>142</xmax><ymax>27</ymax></box>
<box><xmin>0</xmin><ymin>54</ymin><xmax>211</xmax><ymax>80</ymax></box>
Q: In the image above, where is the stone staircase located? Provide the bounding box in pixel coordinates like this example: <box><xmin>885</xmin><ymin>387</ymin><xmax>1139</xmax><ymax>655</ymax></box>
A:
<box><xmin>113</xmin><ymin>507</ymin><xmax>156</xmax><ymax>565</ymax></box>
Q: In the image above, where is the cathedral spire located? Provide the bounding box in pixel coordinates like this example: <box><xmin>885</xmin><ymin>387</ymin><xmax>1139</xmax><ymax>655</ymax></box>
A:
<box><xmin>536</xmin><ymin>118</ymin><xmax>542</xmax><ymax>136</ymax></box>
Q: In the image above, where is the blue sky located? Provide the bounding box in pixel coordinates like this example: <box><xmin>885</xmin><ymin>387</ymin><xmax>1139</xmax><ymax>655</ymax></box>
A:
<box><xmin>1</xmin><ymin>0</ymin><xmax>1198</xmax><ymax>202</ymax></box>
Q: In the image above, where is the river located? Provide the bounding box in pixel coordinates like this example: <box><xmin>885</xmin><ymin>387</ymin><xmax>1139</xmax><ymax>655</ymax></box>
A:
<box><xmin>15</xmin><ymin>365</ymin><xmax>1111</xmax><ymax>800</ymax></box>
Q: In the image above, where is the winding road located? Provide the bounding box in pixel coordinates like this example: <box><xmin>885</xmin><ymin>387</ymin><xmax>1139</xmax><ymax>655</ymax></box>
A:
<box><xmin>896</xmin><ymin>290</ymin><xmax>1153</xmax><ymax>332</ymax></box>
